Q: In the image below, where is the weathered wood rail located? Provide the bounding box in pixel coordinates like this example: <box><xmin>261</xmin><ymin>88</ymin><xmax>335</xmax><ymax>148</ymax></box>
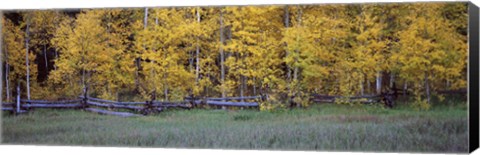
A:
<box><xmin>22</xmin><ymin>103</ymin><xmax>83</xmax><ymax>108</ymax></box>
<box><xmin>80</xmin><ymin>96</ymin><xmax>193</xmax><ymax>117</ymax></box>
<box><xmin>1</xmin><ymin>99</ymin><xmax>81</xmax><ymax>114</ymax></box>
<box><xmin>2</xmin><ymin>107</ymin><xmax>15</xmax><ymax>111</ymax></box>
<box><xmin>86</xmin><ymin>100</ymin><xmax>144</xmax><ymax>111</ymax></box>
<box><xmin>84</xmin><ymin>97</ymin><xmax>146</xmax><ymax>105</ymax></box>
<box><xmin>20</xmin><ymin>99</ymin><xmax>84</xmax><ymax>109</ymax></box>
<box><xmin>151</xmin><ymin>101</ymin><xmax>192</xmax><ymax>109</ymax></box>
<box><xmin>184</xmin><ymin>95</ymin><xmax>264</xmax><ymax>108</ymax></box>
<box><xmin>1</xmin><ymin>102</ymin><xmax>15</xmax><ymax>112</ymax></box>
<box><xmin>20</xmin><ymin>99</ymin><xmax>83</xmax><ymax>104</ymax></box>
<box><xmin>82</xmin><ymin>96</ymin><xmax>150</xmax><ymax>117</ymax></box>
<box><xmin>206</xmin><ymin>96</ymin><xmax>264</xmax><ymax>101</ymax></box>
<box><xmin>205</xmin><ymin>101</ymin><xmax>259</xmax><ymax>107</ymax></box>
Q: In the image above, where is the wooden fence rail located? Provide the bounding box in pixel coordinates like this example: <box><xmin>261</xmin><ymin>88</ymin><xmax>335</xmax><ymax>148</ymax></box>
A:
<box><xmin>206</xmin><ymin>96</ymin><xmax>263</xmax><ymax>101</ymax></box>
<box><xmin>114</xmin><ymin>101</ymin><xmax>147</xmax><ymax>105</ymax></box>
<box><xmin>85</xmin><ymin>101</ymin><xmax>144</xmax><ymax>111</ymax></box>
<box><xmin>2</xmin><ymin>99</ymin><xmax>83</xmax><ymax>112</ymax></box>
<box><xmin>152</xmin><ymin>101</ymin><xmax>188</xmax><ymax>104</ymax></box>
<box><xmin>184</xmin><ymin>95</ymin><xmax>262</xmax><ymax>108</ymax></box>
<box><xmin>84</xmin><ymin>98</ymin><xmax>147</xmax><ymax>117</ymax></box>
<box><xmin>2</xmin><ymin>102</ymin><xmax>14</xmax><ymax>107</ymax></box>
<box><xmin>2</xmin><ymin>102</ymin><xmax>15</xmax><ymax>112</ymax></box>
<box><xmin>21</xmin><ymin>103</ymin><xmax>83</xmax><ymax>109</ymax></box>
<box><xmin>20</xmin><ymin>99</ymin><xmax>83</xmax><ymax>104</ymax></box>
<box><xmin>151</xmin><ymin>101</ymin><xmax>191</xmax><ymax>109</ymax></box>
<box><xmin>80</xmin><ymin>96</ymin><xmax>146</xmax><ymax>105</ymax></box>
<box><xmin>2</xmin><ymin>107</ymin><xmax>14</xmax><ymax>111</ymax></box>
<box><xmin>82</xmin><ymin>97</ymin><xmax>193</xmax><ymax>116</ymax></box>
<box><xmin>206</xmin><ymin>100</ymin><xmax>259</xmax><ymax>107</ymax></box>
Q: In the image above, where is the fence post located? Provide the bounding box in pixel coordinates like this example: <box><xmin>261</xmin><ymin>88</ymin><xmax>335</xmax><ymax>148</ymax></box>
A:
<box><xmin>188</xmin><ymin>94</ymin><xmax>196</xmax><ymax>109</ymax></box>
<box><xmin>16</xmin><ymin>85</ymin><xmax>20</xmax><ymax>113</ymax></box>
<box><xmin>82</xmin><ymin>87</ymin><xmax>88</xmax><ymax>109</ymax></box>
<box><xmin>150</xmin><ymin>92</ymin><xmax>156</xmax><ymax>114</ymax></box>
<box><xmin>143</xmin><ymin>100</ymin><xmax>149</xmax><ymax>115</ymax></box>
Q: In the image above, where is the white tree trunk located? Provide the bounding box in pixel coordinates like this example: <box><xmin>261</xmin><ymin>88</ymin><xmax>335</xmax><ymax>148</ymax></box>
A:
<box><xmin>135</xmin><ymin>8</ymin><xmax>148</xmax><ymax>90</ymax></box>
<box><xmin>164</xmin><ymin>52</ymin><xmax>168</xmax><ymax>101</ymax></box>
<box><xmin>82</xmin><ymin>68</ymin><xmax>86</xmax><ymax>95</ymax></box>
<box><xmin>81</xmin><ymin>50</ymin><xmax>86</xmax><ymax>96</ymax></box>
<box><xmin>389</xmin><ymin>73</ymin><xmax>395</xmax><ymax>88</ymax></box>
<box><xmin>54</xmin><ymin>49</ymin><xmax>58</xmax><ymax>71</ymax></box>
<box><xmin>284</xmin><ymin>6</ymin><xmax>291</xmax><ymax>82</ymax></box>
<box><xmin>253</xmin><ymin>77</ymin><xmax>257</xmax><ymax>96</ymax></box>
<box><xmin>44</xmin><ymin>44</ymin><xmax>48</xmax><ymax>71</ymax></box>
<box><xmin>360</xmin><ymin>80</ymin><xmax>364</xmax><ymax>96</ymax></box>
<box><xmin>25</xmin><ymin>19</ymin><xmax>31</xmax><ymax>100</ymax></box>
<box><xmin>446</xmin><ymin>80</ymin><xmax>450</xmax><ymax>90</ymax></box>
<box><xmin>219</xmin><ymin>10</ymin><xmax>226</xmax><ymax>99</ymax></box>
<box><xmin>189</xmin><ymin>50</ymin><xmax>194</xmax><ymax>72</ymax></box>
<box><xmin>241</xmin><ymin>76</ymin><xmax>246</xmax><ymax>102</ymax></box>
<box><xmin>376</xmin><ymin>71</ymin><xmax>382</xmax><ymax>94</ymax></box>
<box><xmin>219</xmin><ymin>10</ymin><xmax>227</xmax><ymax>110</ymax></box>
<box><xmin>5</xmin><ymin>45</ymin><xmax>10</xmax><ymax>101</ymax></box>
<box><xmin>6</xmin><ymin>64</ymin><xmax>10</xmax><ymax>101</ymax></box>
<box><xmin>164</xmin><ymin>77</ymin><xmax>168</xmax><ymax>101</ymax></box>
<box><xmin>239</xmin><ymin>52</ymin><xmax>244</xmax><ymax>101</ymax></box>
<box><xmin>293</xmin><ymin>6</ymin><xmax>302</xmax><ymax>83</ymax></box>
<box><xmin>195</xmin><ymin>8</ymin><xmax>201</xmax><ymax>84</ymax></box>
<box><xmin>144</xmin><ymin>8</ymin><xmax>148</xmax><ymax>30</ymax></box>
<box><xmin>152</xmin><ymin>15</ymin><xmax>160</xmax><ymax>100</ymax></box>
<box><xmin>425</xmin><ymin>72</ymin><xmax>431</xmax><ymax>104</ymax></box>
<box><xmin>367</xmin><ymin>79</ymin><xmax>371</xmax><ymax>95</ymax></box>
<box><xmin>295</xmin><ymin>6</ymin><xmax>303</xmax><ymax>108</ymax></box>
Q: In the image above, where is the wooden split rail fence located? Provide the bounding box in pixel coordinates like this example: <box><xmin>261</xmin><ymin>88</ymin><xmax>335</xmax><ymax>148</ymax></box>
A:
<box><xmin>1</xmin><ymin>95</ymin><xmax>265</xmax><ymax>117</ymax></box>
<box><xmin>81</xmin><ymin>96</ymin><xmax>194</xmax><ymax>117</ymax></box>
<box><xmin>5</xmin><ymin>88</ymin><xmax>463</xmax><ymax>116</ymax></box>
<box><xmin>0</xmin><ymin>96</ymin><xmax>194</xmax><ymax>117</ymax></box>
<box><xmin>1</xmin><ymin>99</ymin><xmax>83</xmax><ymax>115</ymax></box>
<box><xmin>82</xmin><ymin>97</ymin><xmax>147</xmax><ymax>117</ymax></box>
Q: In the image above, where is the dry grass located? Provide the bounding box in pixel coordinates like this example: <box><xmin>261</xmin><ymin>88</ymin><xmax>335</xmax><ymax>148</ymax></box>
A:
<box><xmin>1</xmin><ymin>101</ymin><xmax>469</xmax><ymax>153</ymax></box>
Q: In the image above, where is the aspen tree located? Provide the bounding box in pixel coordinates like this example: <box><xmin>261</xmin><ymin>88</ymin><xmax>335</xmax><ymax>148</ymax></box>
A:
<box><xmin>1</xmin><ymin>3</ymin><xmax>467</xmax><ymax>108</ymax></box>
<box><xmin>51</xmin><ymin>10</ymin><xmax>114</xmax><ymax>97</ymax></box>
<box><xmin>351</xmin><ymin>4</ymin><xmax>388</xmax><ymax>95</ymax></box>
<box><xmin>22</xmin><ymin>13</ymin><xmax>32</xmax><ymax>100</ymax></box>
<box><xmin>3</xmin><ymin>17</ymin><xmax>37</xmax><ymax>99</ymax></box>
<box><xmin>392</xmin><ymin>3</ymin><xmax>466</xmax><ymax>109</ymax></box>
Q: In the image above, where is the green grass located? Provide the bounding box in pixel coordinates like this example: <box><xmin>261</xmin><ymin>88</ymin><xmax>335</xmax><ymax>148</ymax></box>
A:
<box><xmin>1</xmin><ymin>100</ymin><xmax>468</xmax><ymax>153</ymax></box>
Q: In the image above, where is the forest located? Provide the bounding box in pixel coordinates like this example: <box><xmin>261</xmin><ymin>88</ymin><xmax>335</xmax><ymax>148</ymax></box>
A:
<box><xmin>1</xmin><ymin>2</ymin><xmax>468</xmax><ymax>110</ymax></box>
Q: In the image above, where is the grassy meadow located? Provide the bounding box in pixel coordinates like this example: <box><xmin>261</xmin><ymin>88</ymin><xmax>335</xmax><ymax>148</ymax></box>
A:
<box><xmin>1</xmin><ymin>98</ymin><xmax>468</xmax><ymax>153</ymax></box>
